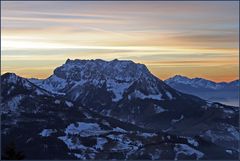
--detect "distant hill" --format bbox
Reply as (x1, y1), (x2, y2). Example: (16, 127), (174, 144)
(165, 75), (239, 106)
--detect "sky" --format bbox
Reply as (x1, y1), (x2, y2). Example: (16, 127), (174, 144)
(1, 1), (239, 82)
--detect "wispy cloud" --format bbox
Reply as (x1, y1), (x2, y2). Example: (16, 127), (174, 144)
(1, 1), (239, 81)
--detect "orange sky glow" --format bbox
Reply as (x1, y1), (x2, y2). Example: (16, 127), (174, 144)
(1, 1), (239, 82)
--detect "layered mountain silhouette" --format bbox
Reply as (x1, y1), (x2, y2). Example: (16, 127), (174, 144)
(165, 75), (239, 106)
(1, 59), (239, 160)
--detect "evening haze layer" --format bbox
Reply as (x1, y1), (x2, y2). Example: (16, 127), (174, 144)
(1, 1), (239, 82)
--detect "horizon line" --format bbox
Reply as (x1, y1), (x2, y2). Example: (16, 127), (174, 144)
(1, 58), (239, 83)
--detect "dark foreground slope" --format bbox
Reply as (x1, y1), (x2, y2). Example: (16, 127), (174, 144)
(1, 59), (239, 160)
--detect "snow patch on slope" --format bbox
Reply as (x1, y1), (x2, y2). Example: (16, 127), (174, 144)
(64, 122), (105, 137)
(107, 79), (132, 102)
(204, 126), (240, 143)
(187, 138), (199, 147)
(113, 127), (127, 133)
(39, 129), (56, 137)
(154, 105), (167, 113)
(58, 136), (87, 150)
(166, 91), (175, 100)
(65, 101), (73, 107)
(94, 137), (108, 150)
(6, 95), (24, 112)
(172, 115), (184, 123)
(174, 144), (204, 159)
(30, 75), (67, 95)
(137, 132), (157, 138)
(128, 90), (162, 101)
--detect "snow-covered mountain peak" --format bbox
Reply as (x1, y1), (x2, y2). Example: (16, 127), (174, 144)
(165, 75), (221, 89)
(165, 75), (239, 90)
(1, 72), (19, 84)
(168, 75), (190, 82)
(229, 80), (240, 87)
(1, 73), (34, 89)
(54, 59), (151, 82)
(1, 73), (53, 98)
(28, 59), (178, 102)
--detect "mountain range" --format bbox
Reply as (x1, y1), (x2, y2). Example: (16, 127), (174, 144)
(164, 75), (239, 106)
(1, 59), (239, 160)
